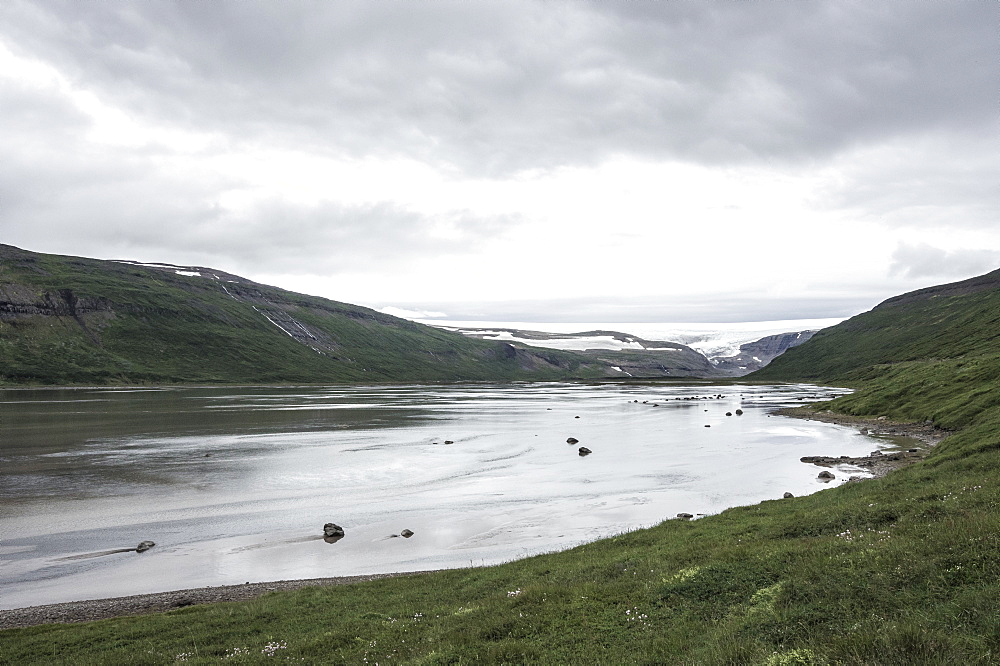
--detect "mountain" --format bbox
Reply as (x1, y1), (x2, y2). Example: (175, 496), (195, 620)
(750, 267), (1000, 429)
(0, 244), (612, 385)
(449, 326), (816, 377)
(709, 330), (816, 375)
(445, 327), (723, 377)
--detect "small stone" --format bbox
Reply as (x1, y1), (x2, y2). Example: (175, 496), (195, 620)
(735, 409), (743, 416)
(400, 529), (414, 538)
(578, 447), (592, 456)
(704, 424), (711, 428)
(676, 513), (693, 520)
(566, 437), (579, 444)
(444, 440), (454, 444)
(817, 471), (835, 480)
(575, 416), (580, 419)
(136, 540), (155, 553)
(323, 523), (345, 538)
(783, 492), (794, 498)
(726, 412), (732, 416)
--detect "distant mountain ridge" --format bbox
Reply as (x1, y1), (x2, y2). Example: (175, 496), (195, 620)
(710, 330), (816, 375)
(449, 326), (817, 377)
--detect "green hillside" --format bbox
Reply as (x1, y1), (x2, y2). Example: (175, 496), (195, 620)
(0, 244), (609, 385)
(751, 269), (1000, 429)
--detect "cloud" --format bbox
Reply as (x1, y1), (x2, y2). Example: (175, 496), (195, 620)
(379, 306), (448, 320)
(813, 134), (1000, 230)
(0, 2), (997, 324)
(2, 1), (993, 176)
(889, 243), (1000, 280)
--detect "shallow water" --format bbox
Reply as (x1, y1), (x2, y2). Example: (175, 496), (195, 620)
(0, 383), (879, 609)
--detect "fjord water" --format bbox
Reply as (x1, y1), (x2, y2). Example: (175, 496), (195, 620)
(1, 383), (877, 609)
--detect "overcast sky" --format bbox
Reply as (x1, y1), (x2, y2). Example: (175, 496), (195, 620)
(1, 1), (997, 323)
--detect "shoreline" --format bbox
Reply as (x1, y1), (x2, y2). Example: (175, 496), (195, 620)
(0, 571), (443, 630)
(775, 407), (950, 478)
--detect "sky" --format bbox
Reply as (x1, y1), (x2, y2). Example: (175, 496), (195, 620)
(0, 1), (997, 324)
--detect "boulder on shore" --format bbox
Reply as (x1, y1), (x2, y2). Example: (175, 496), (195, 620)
(566, 437), (579, 444)
(400, 529), (414, 538)
(136, 540), (155, 553)
(817, 470), (835, 480)
(783, 492), (794, 498)
(578, 446), (592, 456)
(323, 523), (345, 538)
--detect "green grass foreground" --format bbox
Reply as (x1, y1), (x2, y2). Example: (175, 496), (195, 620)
(4, 401), (999, 664)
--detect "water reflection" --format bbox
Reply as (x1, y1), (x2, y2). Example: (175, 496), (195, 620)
(1, 382), (875, 609)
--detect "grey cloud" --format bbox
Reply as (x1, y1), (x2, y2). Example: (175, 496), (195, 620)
(889, 243), (1000, 280)
(2, 1), (994, 175)
(813, 132), (1000, 230)
(183, 200), (520, 275)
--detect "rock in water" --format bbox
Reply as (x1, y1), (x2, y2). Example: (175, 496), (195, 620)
(136, 540), (155, 553)
(578, 447), (592, 456)
(323, 523), (345, 538)
(735, 409), (743, 416)
(817, 471), (835, 480)
(566, 437), (579, 444)
(400, 529), (414, 538)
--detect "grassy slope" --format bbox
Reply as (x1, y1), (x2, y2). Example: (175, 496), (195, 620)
(751, 268), (1000, 430)
(5, 273), (1000, 664)
(0, 245), (604, 384)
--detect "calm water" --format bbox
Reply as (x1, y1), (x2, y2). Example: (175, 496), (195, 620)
(0, 383), (880, 609)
